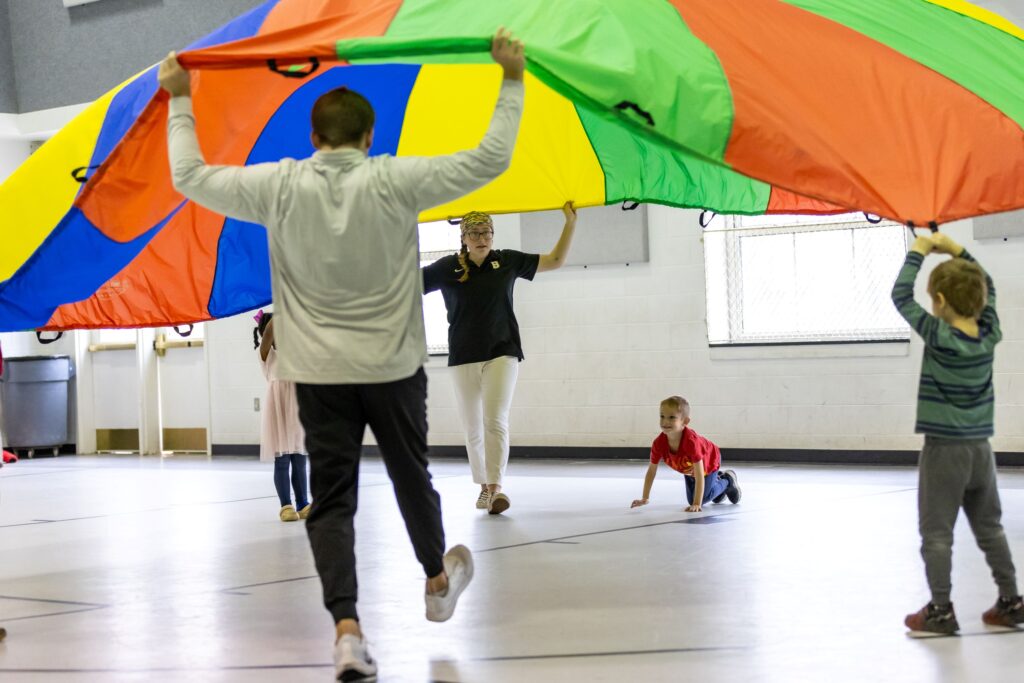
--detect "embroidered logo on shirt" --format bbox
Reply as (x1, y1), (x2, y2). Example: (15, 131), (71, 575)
(491, 261), (500, 269)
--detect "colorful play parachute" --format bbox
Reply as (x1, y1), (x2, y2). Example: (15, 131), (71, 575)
(1, 0), (1022, 332)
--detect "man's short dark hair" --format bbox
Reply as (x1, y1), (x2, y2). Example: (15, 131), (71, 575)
(311, 87), (375, 147)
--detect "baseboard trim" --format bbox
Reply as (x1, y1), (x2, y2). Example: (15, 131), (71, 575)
(212, 444), (259, 456)
(4, 443), (76, 457)
(211, 444), (1024, 467)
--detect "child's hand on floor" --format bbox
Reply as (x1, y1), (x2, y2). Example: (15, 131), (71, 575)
(630, 499), (648, 508)
(685, 503), (702, 513)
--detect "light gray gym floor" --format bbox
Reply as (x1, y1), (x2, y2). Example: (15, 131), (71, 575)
(0, 456), (1022, 682)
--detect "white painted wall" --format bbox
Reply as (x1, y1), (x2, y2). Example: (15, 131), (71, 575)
(5, 196), (1023, 454)
(91, 351), (140, 431)
(0, 331), (74, 357)
(202, 206), (1024, 454)
(158, 346), (208, 429)
(205, 312), (265, 447)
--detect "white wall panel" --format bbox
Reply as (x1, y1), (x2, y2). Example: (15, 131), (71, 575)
(159, 348), (207, 429)
(92, 351), (138, 430)
(117, 206), (1024, 456)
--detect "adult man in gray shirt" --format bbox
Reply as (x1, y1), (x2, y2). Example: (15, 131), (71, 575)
(159, 30), (525, 680)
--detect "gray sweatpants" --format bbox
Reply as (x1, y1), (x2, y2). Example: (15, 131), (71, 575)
(919, 436), (1019, 604)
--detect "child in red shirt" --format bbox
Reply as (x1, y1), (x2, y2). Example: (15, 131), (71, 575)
(631, 396), (741, 511)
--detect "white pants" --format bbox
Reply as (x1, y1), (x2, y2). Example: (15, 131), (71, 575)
(451, 356), (519, 486)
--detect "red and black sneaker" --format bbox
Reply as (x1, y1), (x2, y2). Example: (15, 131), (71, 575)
(982, 595), (1024, 628)
(905, 602), (959, 636)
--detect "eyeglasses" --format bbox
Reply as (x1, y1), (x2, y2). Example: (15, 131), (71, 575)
(463, 230), (494, 240)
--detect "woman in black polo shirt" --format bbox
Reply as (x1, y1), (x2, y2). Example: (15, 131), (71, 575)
(423, 203), (577, 514)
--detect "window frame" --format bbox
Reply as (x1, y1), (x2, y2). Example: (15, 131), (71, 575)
(704, 213), (912, 347)
(419, 221), (463, 356)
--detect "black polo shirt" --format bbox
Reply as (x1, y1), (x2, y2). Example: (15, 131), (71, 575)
(422, 249), (540, 367)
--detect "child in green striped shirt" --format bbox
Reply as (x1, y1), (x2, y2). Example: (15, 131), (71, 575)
(892, 232), (1022, 636)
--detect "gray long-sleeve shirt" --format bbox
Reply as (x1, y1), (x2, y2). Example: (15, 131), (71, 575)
(168, 79), (524, 384)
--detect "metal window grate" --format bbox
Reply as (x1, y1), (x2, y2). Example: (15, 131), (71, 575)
(704, 214), (912, 345)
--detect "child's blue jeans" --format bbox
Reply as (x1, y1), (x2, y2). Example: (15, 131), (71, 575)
(684, 470), (728, 505)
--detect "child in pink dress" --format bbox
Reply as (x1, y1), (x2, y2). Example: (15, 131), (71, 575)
(255, 311), (309, 522)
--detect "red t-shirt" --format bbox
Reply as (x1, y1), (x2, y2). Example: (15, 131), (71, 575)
(650, 428), (721, 476)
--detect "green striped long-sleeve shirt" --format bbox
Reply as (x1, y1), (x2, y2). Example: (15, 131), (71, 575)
(891, 249), (1001, 439)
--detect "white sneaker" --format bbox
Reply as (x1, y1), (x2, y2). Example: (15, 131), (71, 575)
(475, 489), (491, 509)
(425, 544), (474, 623)
(334, 634), (377, 681)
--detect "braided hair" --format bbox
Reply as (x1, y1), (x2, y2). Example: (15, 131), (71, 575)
(253, 311), (274, 349)
(457, 211), (494, 283)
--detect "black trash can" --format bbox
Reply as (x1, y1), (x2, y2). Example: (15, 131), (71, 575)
(0, 355), (75, 455)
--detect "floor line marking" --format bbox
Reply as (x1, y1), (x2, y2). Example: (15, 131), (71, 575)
(219, 575), (319, 593)
(479, 486), (917, 552)
(0, 475), (463, 530)
(0, 594), (107, 607)
(1, 606), (108, 623)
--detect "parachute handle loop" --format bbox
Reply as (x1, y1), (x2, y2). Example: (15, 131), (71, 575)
(621, 201), (640, 211)
(36, 331), (63, 345)
(71, 165), (100, 184)
(614, 101), (655, 127)
(267, 57), (321, 79)
(905, 221), (940, 235)
(863, 213), (882, 224)
(173, 324), (194, 338)
(699, 210), (717, 228)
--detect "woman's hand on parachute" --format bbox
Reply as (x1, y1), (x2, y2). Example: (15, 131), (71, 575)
(562, 201), (577, 225)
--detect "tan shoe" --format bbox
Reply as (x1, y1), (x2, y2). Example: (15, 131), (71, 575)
(297, 504), (311, 520)
(487, 492), (510, 515)
(475, 490), (491, 510)
(279, 505), (299, 522)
